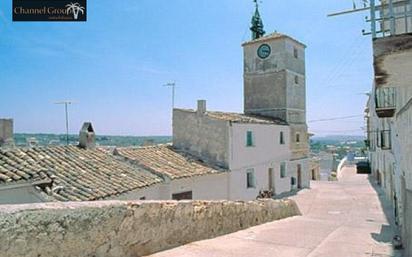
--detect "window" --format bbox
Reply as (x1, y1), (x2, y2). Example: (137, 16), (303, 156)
(247, 169), (256, 188)
(296, 133), (300, 143)
(293, 47), (298, 58)
(280, 162), (286, 178)
(375, 87), (396, 118)
(294, 75), (299, 84)
(380, 130), (391, 150)
(246, 131), (254, 147)
(280, 131), (285, 145)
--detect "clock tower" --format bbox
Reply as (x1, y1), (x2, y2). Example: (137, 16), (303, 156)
(243, 33), (306, 124)
(243, 1), (306, 125)
(243, 2), (309, 162)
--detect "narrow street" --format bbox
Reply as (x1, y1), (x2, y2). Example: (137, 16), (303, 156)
(148, 166), (402, 257)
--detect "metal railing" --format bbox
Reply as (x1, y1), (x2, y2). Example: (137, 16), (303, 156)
(366, 0), (412, 38)
(376, 87), (396, 109)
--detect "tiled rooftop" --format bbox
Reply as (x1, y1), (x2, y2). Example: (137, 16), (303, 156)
(176, 109), (287, 125)
(0, 146), (163, 201)
(116, 145), (227, 180)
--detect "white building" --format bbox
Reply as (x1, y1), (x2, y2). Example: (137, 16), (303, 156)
(172, 25), (310, 199)
(365, 0), (412, 253)
(173, 102), (309, 201)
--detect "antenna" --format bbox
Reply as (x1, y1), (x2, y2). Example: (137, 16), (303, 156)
(327, 0), (411, 38)
(163, 82), (176, 109)
(54, 100), (74, 146)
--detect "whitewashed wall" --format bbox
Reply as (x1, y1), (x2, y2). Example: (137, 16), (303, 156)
(229, 123), (290, 170)
(0, 185), (45, 205)
(114, 173), (229, 201)
(111, 184), (162, 201)
(227, 123), (294, 199)
(162, 173), (229, 200)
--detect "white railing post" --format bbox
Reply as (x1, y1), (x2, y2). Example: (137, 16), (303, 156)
(371, 0), (377, 38)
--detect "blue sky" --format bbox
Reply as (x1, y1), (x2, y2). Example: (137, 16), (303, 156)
(0, 0), (372, 136)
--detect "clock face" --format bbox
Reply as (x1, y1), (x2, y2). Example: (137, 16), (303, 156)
(257, 44), (271, 59)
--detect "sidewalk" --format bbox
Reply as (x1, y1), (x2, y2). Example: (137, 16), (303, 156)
(147, 166), (402, 257)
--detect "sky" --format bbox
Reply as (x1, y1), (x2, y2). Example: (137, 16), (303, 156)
(0, 0), (373, 136)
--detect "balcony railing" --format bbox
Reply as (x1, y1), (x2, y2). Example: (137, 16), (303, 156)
(375, 87), (396, 117)
(380, 130), (392, 150)
(366, 0), (412, 38)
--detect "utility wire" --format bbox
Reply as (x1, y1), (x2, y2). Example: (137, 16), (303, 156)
(308, 114), (364, 123)
(319, 36), (363, 86)
(326, 42), (370, 87)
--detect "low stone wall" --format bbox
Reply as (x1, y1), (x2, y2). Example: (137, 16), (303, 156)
(0, 199), (300, 257)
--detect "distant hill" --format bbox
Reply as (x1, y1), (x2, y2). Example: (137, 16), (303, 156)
(312, 135), (365, 143)
(14, 133), (172, 147)
(310, 135), (366, 156)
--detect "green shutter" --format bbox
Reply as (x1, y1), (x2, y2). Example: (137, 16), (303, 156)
(246, 131), (253, 146)
(280, 163), (286, 178)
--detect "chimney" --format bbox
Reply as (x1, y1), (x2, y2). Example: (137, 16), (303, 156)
(0, 119), (14, 147)
(197, 100), (207, 115)
(79, 122), (96, 149)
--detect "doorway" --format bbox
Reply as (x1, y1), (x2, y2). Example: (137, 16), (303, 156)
(268, 168), (274, 191)
(401, 175), (407, 240)
(377, 170), (382, 185)
(297, 164), (302, 189)
(172, 191), (193, 200)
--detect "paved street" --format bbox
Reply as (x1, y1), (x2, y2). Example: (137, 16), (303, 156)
(148, 166), (403, 257)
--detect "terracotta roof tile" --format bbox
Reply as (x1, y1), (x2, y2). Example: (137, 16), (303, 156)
(116, 145), (227, 180)
(0, 146), (163, 201)
(176, 109), (287, 125)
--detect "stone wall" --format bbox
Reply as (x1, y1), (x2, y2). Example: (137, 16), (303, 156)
(0, 199), (300, 257)
(173, 109), (230, 168)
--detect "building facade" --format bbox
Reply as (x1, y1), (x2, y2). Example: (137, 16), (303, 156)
(173, 100), (309, 200)
(309, 156), (321, 181)
(173, 29), (310, 200)
(365, 0), (412, 253)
